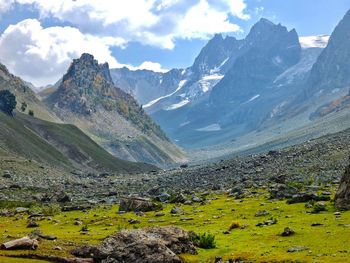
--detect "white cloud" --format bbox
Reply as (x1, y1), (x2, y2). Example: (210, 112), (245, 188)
(299, 35), (330, 49)
(0, 19), (125, 86)
(0, 0), (14, 13)
(0, 1), (251, 85)
(6, 0), (249, 49)
(132, 61), (168, 73)
(178, 0), (241, 39)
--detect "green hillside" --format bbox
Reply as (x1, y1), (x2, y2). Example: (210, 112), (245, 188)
(0, 111), (157, 173)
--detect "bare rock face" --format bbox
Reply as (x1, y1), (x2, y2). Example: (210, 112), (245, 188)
(335, 159), (350, 210)
(119, 197), (161, 212)
(72, 226), (196, 263)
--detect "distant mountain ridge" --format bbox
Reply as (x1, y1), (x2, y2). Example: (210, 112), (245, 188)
(108, 12), (350, 156)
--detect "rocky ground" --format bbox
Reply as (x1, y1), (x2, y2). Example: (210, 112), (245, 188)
(1, 127), (349, 207)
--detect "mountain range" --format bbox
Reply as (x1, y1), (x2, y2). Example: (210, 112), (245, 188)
(3, 9), (350, 167)
(107, 10), (350, 158)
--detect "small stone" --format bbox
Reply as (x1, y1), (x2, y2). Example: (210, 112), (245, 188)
(281, 227), (295, 236)
(170, 206), (183, 214)
(255, 210), (269, 217)
(128, 219), (140, 224)
(287, 246), (309, 252)
(27, 220), (39, 228)
(74, 220), (83, 226)
(155, 212), (165, 217)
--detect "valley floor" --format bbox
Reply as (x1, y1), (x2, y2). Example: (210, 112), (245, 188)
(0, 191), (349, 262)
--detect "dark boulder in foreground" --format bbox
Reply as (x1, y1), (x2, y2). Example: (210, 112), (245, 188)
(335, 158), (350, 210)
(72, 226), (196, 263)
(119, 196), (161, 212)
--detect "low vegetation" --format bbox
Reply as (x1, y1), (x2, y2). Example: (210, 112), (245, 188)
(0, 190), (349, 263)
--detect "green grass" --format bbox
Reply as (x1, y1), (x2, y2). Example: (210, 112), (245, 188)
(1, 191), (349, 262)
(0, 111), (156, 173)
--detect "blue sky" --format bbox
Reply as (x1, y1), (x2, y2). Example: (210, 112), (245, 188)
(0, 0), (349, 86)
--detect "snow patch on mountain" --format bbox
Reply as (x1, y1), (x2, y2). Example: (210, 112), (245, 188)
(144, 80), (187, 108)
(196, 124), (222, 132)
(166, 99), (190, 110)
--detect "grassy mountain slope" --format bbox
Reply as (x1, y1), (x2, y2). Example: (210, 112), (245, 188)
(0, 63), (60, 122)
(0, 111), (157, 173)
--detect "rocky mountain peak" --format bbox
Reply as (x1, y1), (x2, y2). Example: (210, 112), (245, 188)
(63, 53), (113, 84)
(306, 9), (350, 95)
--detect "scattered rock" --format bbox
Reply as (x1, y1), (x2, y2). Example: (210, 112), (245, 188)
(281, 227), (295, 236)
(3, 171), (12, 178)
(287, 246), (309, 252)
(255, 210), (269, 217)
(128, 219), (140, 224)
(192, 195), (202, 202)
(72, 227), (196, 263)
(156, 192), (171, 202)
(1, 236), (38, 250)
(170, 206), (183, 214)
(269, 184), (298, 199)
(335, 159), (350, 210)
(27, 220), (39, 228)
(119, 197), (161, 212)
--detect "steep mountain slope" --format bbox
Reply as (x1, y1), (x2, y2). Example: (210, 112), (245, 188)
(0, 63), (59, 122)
(0, 111), (156, 173)
(45, 54), (185, 166)
(110, 68), (183, 106)
(144, 34), (239, 115)
(307, 9), (350, 96)
(149, 19), (308, 148)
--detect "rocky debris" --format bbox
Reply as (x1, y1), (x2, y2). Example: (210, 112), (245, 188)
(287, 246), (309, 252)
(269, 184), (298, 199)
(128, 219), (140, 224)
(192, 195), (202, 202)
(281, 227), (295, 236)
(256, 218), (277, 227)
(31, 230), (57, 241)
(72, 226), (196, 263)
(27, 219), (39, 228)
(3, 171), (12, 178)
(170, 206), (183, 214)
(15, 207), (29, 214)
(1, 236), (38, 250)
(119, 197), (161, 212)
(170, 193), (187, 204)
(335, 159), (350, 210)
(255, 210), (269, 217)
(57, 192), (72, 203)
(156, 192), (171, 202)
(287, 193), (330, 204)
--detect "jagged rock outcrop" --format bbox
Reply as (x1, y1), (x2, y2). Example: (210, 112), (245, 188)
(72, 227), (196, 263)
(45, 53), (185, 165)
(335, 158), (350, 210)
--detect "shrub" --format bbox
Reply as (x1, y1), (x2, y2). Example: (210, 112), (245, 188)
(30, 204), (61, 216)
(80, 225), (89, 232)
(21, 102), (27, 112)
(0, 90), (16, 115)
(28, 110), (34, 117)
(189, 232), (216, 249)
(228, 221), (240, 231)
(312, 202), (327, 213)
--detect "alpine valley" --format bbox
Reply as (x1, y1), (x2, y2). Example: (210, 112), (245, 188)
(1, 5), (350, 263)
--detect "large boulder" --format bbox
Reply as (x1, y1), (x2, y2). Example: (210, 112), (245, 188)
(119, 197), (161, 212)
(335, 160), (350, 210)
(72, 226), (196, 263)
